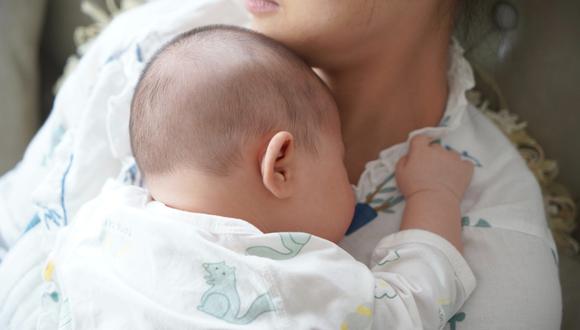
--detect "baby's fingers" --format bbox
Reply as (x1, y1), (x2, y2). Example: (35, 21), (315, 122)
(461, 159), (476, 177)
(409, 135), (433, 150)
(396, 155), (409, 172)
(463, 159), (475, 170)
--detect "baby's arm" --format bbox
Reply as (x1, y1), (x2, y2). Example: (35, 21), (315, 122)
(265, 136), (476, 328)
(395, 135), (474, 252)
(275, 231), (475, 329)
(367, 229), (476, 329)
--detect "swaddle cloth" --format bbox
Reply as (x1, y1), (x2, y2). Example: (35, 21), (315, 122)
(38, 180), (475, 330)
(0, 1), (250, 328)
(0, 0), (251, 261)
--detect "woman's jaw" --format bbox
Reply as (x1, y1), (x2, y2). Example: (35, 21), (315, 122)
(247, 0), (455, 70)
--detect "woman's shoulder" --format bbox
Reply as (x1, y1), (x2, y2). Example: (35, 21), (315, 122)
(446, 103), (544, 210)
(449, 104), (552, 242)
(448, 104), (532, 174)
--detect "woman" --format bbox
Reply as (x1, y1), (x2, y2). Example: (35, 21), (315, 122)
(245, 1), (561, 328)
(0, 0), (561, 328)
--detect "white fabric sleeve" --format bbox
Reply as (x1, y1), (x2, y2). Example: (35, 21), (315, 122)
(272, 230), (476, 330)
(368, 229), (476, 329)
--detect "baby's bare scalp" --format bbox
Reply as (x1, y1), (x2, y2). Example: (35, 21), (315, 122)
(130, 25), (337, 178)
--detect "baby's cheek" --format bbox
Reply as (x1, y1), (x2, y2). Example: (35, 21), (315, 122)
(337, 187), (356, 234)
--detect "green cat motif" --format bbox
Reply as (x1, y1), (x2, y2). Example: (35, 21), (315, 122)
(198, 262), (275, 325)
(246, 233), (311, 260)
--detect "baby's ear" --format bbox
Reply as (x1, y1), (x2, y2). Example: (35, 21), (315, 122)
(260, 131), (296, 199)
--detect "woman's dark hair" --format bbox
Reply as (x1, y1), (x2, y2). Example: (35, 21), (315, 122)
(458, 0), (487, 24)
(455, 0), (489, 41)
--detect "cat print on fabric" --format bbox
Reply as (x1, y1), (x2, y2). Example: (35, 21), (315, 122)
(246, 233), (311, 260)
(198, 262), (275, 325)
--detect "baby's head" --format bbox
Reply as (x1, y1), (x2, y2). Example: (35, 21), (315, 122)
(130, 25), (354, 242)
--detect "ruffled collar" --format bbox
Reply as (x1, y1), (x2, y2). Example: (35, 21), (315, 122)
(353, 39), (476, 197)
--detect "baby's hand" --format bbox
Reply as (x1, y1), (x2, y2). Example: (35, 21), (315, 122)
(396, 136), (474, 203)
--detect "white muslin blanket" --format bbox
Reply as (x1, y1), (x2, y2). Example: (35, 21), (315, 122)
(0, 0), (250, 328)
(36, 181), (474, 330)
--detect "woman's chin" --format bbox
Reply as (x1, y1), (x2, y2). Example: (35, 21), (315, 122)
(245, 0), (280, 16)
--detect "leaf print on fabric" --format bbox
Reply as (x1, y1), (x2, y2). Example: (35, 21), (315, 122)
(443, 144), (483, 167)
(198, 262), (275, 325)
(448, 312), (466, 330)
(379, 187), (398, 194)
(461, 216), (492, 229)
(437, 298), (453, 326)
(461, 217), (470, 227)
(22, 206), (63, 237)
(439, 115), (451, 127)
(39, 260), (72, 330)
(246, 233), (311, 260)
(340, 303), (373, 330)
(347, 173), (405, 235)
(25, 152), (75, 235)
(474, 219), (491, 228)
(40, 282), (61, 317)
(22, 213), (42, 235)
(42, 124), (66, 166)
(58, 154), (74, 226)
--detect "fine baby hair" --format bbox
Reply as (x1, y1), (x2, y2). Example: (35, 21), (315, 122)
(130, 25), (337, 178)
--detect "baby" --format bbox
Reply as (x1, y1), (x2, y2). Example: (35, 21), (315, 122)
(40, 26), (475, 329)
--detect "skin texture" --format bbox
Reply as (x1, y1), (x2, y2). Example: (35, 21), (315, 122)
(249, 0), (455, 183)
(149, 1), (475, 248)
(150, 114), (356, 243)
(396, 136), (474, 252)
(246, 0), (474, 250)
(151, 126), (471, 250)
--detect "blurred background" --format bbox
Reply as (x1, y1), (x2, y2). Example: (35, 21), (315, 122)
(0, 0), (579, 328)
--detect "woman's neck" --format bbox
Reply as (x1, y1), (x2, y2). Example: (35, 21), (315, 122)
(317, 27), (453, 183)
